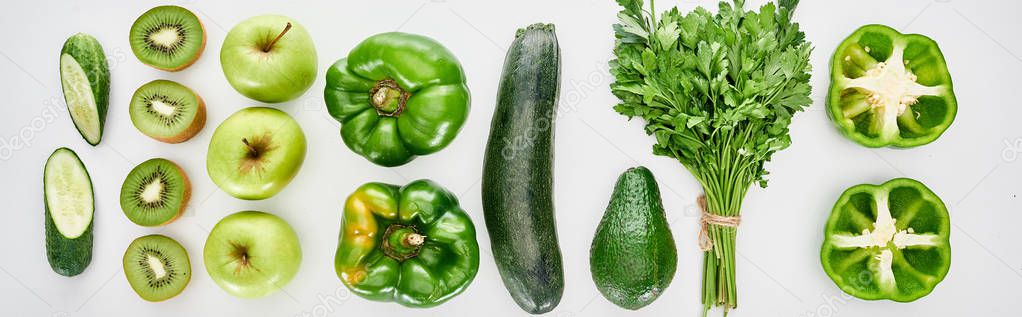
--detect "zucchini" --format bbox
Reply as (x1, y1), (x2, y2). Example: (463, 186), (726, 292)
(481, 23), (563, 314)
(44, 147), (94, 276)
(59, 33), (109, 146)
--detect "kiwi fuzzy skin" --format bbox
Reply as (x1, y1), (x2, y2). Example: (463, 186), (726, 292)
(156, 161), (190, 226)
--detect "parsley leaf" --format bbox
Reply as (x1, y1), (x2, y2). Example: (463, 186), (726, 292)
(609, 0), (813, 314)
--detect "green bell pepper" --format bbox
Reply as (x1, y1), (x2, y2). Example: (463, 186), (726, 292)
(827, 24), (957, 148)
(334, 179), (479, 308)
(821, 178), (951, 302)
(324, 32), (470, 167)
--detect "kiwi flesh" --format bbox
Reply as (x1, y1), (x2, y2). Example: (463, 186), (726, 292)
(120, 158), (190, 227)
(129, 79), (206, 143)
(129, 5), (206, 71)
(123, 234), (191, 302)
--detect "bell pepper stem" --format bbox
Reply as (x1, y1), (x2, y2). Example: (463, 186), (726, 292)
(370, 79), (410, 116)
(382, 224), (424, 261)
(404, 233), (425, 247)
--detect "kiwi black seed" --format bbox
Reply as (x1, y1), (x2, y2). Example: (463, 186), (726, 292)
(129, 5), (206, 71)
(120, 158), (190, 227)
(123, 234), (191, 302)
(130, 79), (206, 143)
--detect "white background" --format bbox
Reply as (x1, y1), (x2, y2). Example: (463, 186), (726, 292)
(1, 0), (1020, 316)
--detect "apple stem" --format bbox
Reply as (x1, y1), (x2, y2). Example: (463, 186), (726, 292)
(263, 22), (293, 52)
(229, 242), (252, 274)
(242, 138), (259, 158)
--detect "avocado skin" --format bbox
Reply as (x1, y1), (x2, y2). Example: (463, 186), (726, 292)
(590, 166), (677, 310)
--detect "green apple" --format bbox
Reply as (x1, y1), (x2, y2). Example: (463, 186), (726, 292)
(204, 211), (301, 298)
(221, 15), (317, 103)
(207, 107), (306, 200)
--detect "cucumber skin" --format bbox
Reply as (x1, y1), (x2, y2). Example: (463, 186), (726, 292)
(45, 205), (93, 276)
(44, 148), (94, 276)
(60, 33), (110, 146)
(481, 23), (563, 314)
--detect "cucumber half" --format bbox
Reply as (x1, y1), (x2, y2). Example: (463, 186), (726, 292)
(44, 147), (95, 276)
(59, 34), (110, 146)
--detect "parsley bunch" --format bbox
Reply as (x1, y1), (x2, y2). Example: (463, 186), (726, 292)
(609, 0), (812, 314)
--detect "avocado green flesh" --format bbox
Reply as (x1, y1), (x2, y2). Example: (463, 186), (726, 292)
(590, 167), (677, 310)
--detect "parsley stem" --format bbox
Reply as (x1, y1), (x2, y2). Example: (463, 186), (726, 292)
(611, 0), (811, 315)
(649, 0), (656, 28)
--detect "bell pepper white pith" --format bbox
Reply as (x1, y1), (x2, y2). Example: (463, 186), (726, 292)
(828, 191), (942, 292)
(838, 42), (947, 139)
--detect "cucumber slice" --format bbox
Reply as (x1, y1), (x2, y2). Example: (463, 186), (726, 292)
(59, 34), (110, 146)
(59, 54), (101, 145)
(45, 148), (94, 237)
(44, 147), (94, 276)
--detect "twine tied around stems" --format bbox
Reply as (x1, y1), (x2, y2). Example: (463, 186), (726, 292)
(697, 195), (742, 252)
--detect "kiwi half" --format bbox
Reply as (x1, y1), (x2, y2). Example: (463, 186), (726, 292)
(129, 5), (205, 71)
(120, 158), (190, 227)
(123, 234), (191, 302)
(129, 79), (206, 143)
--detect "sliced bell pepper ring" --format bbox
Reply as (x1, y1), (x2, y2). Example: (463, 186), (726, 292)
(821, 178), (951, 302)
(324, 32), (470, 167)
(827, 24), (957, 148)
(335, 179), (479, 308)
